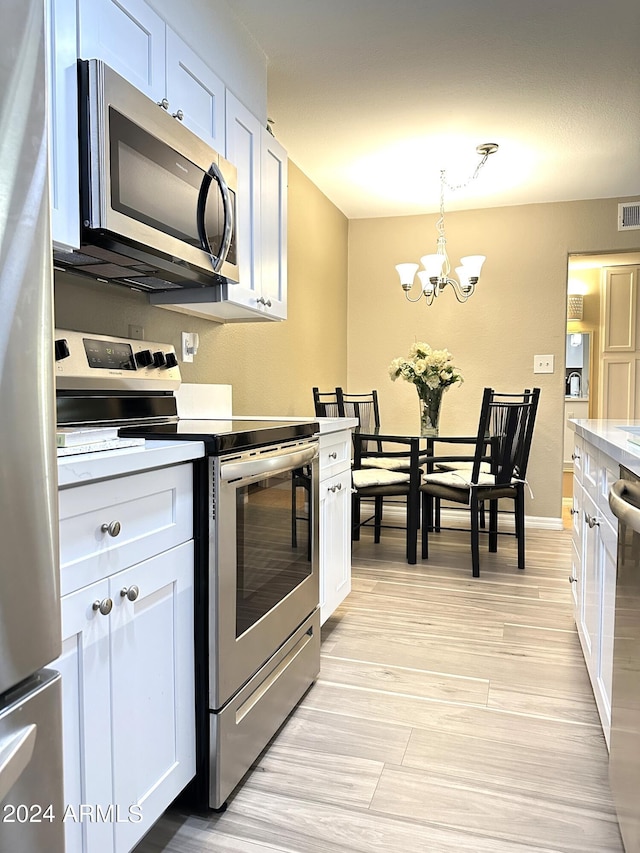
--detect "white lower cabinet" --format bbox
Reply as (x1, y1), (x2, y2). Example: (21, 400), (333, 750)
(318, 430), (352, 624)
(56, 464), (196, 853)
(571, 434), (618, 747)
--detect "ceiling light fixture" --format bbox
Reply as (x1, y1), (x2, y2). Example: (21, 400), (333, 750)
(396, 143), (499, 305)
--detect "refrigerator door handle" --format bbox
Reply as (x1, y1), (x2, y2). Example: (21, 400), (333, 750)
(0, 724), (37, 803)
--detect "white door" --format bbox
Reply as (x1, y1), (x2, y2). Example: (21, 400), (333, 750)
(260, 130), (288, 320)
(110, 542), (195, 853)
(165, 28), (225, 151)
(77, 0), (166, 101)
(58, 580), (114, 853)
(320, 469), (352, 624)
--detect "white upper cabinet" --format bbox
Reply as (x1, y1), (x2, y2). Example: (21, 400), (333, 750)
(228, 95), (288, 321)
(260, 130), (288, 316)
(47, 0), (80, 251)
(165, 28), (225, 152)
(77, 0), (166, 101)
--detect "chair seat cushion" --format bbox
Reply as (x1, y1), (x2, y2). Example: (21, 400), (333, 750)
(361, 456), (411, 470)
(435, 460), (491, 473)
(424, 470), (516, 489)
(353, 468), (411, 488)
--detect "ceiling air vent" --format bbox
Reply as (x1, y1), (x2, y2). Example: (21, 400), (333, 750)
(618, 202), (640, 231)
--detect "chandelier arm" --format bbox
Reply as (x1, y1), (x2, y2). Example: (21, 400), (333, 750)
(443, 277), (475, 303)
(404, 288), (428, 304)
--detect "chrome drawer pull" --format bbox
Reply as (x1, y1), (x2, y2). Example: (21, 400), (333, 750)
(568, 576), (577, 584)
(328, 451), (338, 459)
(328, 483), (343, 493)
(92, 598), (113, 616)
(120, 585), (140, 602)
(584, 512), (600, 529)
(101, 520), (121, 537)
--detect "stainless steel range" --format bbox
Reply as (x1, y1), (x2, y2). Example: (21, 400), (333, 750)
(55, 328), (321, 810)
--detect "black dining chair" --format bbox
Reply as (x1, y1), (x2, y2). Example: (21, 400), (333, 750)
(420, 387), (540, 577)
(351, 431), (424, 564)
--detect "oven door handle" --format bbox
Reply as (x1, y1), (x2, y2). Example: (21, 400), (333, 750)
(610, 478), (640, 534)
(221, 443), (318, 483)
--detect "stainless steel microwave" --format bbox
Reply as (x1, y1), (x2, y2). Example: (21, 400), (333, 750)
(54, 59), (239, 292)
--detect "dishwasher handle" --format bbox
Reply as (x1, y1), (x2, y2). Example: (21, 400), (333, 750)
(609, 478), (640, 535)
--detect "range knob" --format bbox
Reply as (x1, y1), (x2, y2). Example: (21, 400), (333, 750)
(135, 349), (153, 368)
(153, 351), (166, 368)
(54, 338), (70, 361)
(164, 352), (178, 369)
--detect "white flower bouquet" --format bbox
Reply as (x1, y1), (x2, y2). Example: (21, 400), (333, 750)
(388, 342), (463, 392)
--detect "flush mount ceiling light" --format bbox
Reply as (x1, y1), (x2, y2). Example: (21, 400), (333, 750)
(396, 143), (499, 306)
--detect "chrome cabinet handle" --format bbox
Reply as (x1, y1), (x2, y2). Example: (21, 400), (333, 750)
(92, 598), (113, 616)
(328, 483), (343, 493)
(584, 512), (600, 529)
(101, 520), (121, 537)
(120, 585), (139, 602)
(256, 297), (272, 307)
(157, 97), (169, 110)
(172, 109), (184, 121)
(568, 576), (577, 584)
(570, 507), (579, 516)
(328, 451), (337, 459)
(571, 452), (580, 461)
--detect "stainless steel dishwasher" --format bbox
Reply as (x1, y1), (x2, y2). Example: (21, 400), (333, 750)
(609, 466), (640, 852)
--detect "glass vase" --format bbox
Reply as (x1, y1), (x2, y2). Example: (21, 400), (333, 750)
(418, 386), (443, 436)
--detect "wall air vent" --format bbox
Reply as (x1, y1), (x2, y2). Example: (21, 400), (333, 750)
(618, 202), (640, 230)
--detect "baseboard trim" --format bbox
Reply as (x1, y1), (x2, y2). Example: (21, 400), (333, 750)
(372, 503), (564, 532)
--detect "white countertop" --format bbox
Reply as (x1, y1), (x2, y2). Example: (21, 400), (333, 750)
(57, 440), (205, 488)
(234, 415), (359, 434)
(569, 419), (640, 476)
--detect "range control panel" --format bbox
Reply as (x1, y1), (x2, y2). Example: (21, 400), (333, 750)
(55, 328), (181, 391)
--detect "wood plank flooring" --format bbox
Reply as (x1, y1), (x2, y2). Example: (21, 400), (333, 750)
(135, 516), (624, 853)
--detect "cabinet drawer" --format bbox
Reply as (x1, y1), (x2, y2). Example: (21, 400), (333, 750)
(319, 431), (352, 476)
(59, 464), (193, 596)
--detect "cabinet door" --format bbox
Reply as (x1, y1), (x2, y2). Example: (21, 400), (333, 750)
(259, 129), (288, 319)
(57, 580), (113, 853)
(579, 491), (601, 674)
(165, 28), (225, 151)
(595, 514), (617, 747)
(319, 469), (352, 624)
(602, 267), (637, 352)
(110, 541), (195, 853)
(77, 0), (166, 101)
(47, 0), (80, 250)
(225, 91), (261, 304)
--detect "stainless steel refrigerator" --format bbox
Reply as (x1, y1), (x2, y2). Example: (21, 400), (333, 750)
(0, 0), (64, 851)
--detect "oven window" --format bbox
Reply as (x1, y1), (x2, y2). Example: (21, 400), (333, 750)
(235, 472), (311, 638)
(108, 108), (236, 263)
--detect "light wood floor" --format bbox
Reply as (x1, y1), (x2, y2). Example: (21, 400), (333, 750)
(136, 516), (624, 853)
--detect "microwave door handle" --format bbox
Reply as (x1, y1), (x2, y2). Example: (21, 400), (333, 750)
(196, 161), (233, 274)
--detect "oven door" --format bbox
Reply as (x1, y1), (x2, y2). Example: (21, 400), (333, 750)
(210, 440), (319, 709)
(80, 59), (239, 287)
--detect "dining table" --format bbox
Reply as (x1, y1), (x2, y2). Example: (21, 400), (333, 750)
(351, 426), (484, 564)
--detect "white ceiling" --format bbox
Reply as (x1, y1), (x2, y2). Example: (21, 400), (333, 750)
(228, 0), (640, 219)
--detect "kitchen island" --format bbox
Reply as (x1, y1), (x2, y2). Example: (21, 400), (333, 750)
(567, 419), (639, 747)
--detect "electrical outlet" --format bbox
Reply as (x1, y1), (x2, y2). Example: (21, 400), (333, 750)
(128, 324), (144, 340)
(533, 354), (554, 374)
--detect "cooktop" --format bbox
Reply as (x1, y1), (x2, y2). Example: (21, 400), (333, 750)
(120, 418), (319, 454)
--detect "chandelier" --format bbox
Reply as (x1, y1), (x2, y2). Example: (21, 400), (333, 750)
(396, 142), (499, 305)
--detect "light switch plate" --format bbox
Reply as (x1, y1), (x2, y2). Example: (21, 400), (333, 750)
(534, 354), (554, 373)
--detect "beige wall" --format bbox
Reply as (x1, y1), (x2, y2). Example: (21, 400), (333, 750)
(54, 162), (348, 418)
(347, 196), (640, 520)
(53, 168), (640, 520)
